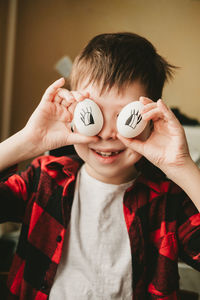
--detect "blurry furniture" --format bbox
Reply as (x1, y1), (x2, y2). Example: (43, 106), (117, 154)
(183, 126), (200, 167)
(179, 262), (200, 299)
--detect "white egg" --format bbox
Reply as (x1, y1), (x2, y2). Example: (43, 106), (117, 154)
(117, 101), (147, 138)
(73, 99), (104, 136)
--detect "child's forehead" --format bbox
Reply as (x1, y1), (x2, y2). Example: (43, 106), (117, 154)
(78, 81), (147, 107)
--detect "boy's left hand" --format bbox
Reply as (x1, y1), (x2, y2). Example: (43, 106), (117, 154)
(117, 97), (191, 177)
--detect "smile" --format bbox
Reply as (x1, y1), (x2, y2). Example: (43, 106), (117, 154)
(92, 149), (124, 157)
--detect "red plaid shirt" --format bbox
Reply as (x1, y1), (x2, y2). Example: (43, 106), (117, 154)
(0, 155), (200, 299)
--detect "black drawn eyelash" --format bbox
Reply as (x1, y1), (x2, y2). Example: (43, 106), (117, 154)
(80, 106), (95, 126)
(125, 109), (142, 129)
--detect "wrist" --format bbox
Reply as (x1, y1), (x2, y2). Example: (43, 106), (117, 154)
(166, 158), (200, 212)
(20, 127), (43, 157)
(164, 157), (199, 188)
(0, 129), (44, 171)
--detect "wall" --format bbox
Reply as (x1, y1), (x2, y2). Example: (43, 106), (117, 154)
(0, 0), (9, 136)
(2, 0), (200, 136)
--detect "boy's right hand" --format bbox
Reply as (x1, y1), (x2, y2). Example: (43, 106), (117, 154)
(23, 78), (98, 155)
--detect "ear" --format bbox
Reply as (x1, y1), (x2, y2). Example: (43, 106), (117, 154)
(116, 101), (147, 138)
(73, 99), (104, 136)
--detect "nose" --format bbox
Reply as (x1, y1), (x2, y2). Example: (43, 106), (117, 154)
(97, 118), (117, 140)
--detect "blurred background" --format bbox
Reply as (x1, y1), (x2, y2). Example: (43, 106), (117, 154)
(1, 0), (200, 139)
(0, 0), (200, 298)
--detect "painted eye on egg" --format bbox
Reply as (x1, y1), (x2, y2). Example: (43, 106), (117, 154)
(116, 101), (147, 138)
(73, 99), (104, 136)
(125, 109), (142, 129)
(80, 107), (95, 126)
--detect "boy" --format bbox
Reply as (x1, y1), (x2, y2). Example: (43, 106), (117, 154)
(0, 32), (200, 299)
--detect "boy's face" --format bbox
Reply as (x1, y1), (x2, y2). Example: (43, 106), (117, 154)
(74, 81), (151, 184)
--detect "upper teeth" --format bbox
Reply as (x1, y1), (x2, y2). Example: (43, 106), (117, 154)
(96, 151), (120, 157)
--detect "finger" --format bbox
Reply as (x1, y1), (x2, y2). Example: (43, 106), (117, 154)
(60, 98), (72, 108)
(56, 89), (75, 106)
(117, 134), (145, 155)
(142, 107), (163, 122)
(70, 91), (90, 102)
(42, 78), (65, 103)
(157, 99), (180, 125)
(141, 102), (158, 114)
(54, 93), (63, 104)
(139, 96), (154, 105)
(141, 99), (171, 122)
(67, 132), (99, 145)
(63, 111), (73, 123)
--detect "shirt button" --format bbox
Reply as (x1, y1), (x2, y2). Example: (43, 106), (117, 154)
(41, 281), (48, 291)
(56, 235), (62, 242)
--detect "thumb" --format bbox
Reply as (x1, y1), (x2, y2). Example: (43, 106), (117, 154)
(68, 133), (99, 145)
(117, 134), (145, 155)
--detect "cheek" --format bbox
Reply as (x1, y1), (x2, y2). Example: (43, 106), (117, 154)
(125, 147), (143, 165)
(74, 144), (89, 160)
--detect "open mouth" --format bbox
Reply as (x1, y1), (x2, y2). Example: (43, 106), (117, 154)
(92, 149), (124, 157)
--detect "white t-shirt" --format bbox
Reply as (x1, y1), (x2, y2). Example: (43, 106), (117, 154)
(49, 164), (134, 299)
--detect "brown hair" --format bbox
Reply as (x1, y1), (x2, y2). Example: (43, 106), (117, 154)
(70, 32), (176, 101)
